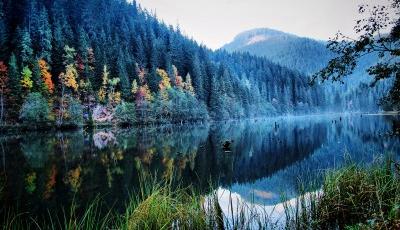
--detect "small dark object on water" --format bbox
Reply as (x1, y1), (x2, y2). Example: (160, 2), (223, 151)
(340, 117), (342, 121)
(223, 140), (233, 152)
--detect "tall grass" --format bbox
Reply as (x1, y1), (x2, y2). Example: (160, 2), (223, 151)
(119, 173), (207, 230)
(1, 196), (117, 230)
(284, 157), (400, 230)
(2, 159), (400, 230)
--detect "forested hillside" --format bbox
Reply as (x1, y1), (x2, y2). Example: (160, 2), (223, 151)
(222, 28), (393, 112)
(0, 0), (325, 127)
(222, 28), (333, 75)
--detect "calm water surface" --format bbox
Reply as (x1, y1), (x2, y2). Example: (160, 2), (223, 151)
(1, 114), (399, 221)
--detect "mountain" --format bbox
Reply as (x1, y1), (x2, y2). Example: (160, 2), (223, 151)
(222, 28), (334, 75)
(0, 0), (324, 127)
(222, 28), (392, 112)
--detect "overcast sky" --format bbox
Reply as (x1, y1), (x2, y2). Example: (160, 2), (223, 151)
(135, 0), (382, 50)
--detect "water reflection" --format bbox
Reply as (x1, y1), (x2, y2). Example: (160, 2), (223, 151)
(0, 114), (399, 220)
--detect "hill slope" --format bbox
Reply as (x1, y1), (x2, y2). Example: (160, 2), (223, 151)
(222, 28), (333, 75)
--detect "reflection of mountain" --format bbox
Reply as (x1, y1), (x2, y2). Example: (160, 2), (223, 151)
(229, 115), (400, 205)
(1, 115), (399, 220)
(207, 119), (327, 184)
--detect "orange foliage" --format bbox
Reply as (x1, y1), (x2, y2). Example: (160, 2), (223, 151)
(137, 66), (147, 85)
(38, 59), (54, 94)
(43, 164), (57, 199)
(136, 84), (152, 104)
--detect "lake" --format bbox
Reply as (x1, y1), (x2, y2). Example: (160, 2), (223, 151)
(1, 114), (399, 223)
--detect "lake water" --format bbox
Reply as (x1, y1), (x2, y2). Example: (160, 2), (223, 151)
(1, 114), (399, 223)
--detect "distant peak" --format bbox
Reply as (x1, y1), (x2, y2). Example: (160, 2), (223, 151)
(234, 28), (296, 41)
(246, 34), (269, 45)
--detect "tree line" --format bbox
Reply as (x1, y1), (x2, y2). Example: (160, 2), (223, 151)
(0, 0), (324, 127)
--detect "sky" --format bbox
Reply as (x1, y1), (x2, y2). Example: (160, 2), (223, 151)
(134, 0), (383, 50)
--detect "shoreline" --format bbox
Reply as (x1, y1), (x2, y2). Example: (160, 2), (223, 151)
(0, 111), (398, 133)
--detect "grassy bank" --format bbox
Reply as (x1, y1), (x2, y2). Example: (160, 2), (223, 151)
(2, 159), (400, 230)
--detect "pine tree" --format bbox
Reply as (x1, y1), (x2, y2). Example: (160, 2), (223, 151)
(7, 53), (21, 120)
(37, 7), (52, 63)
(19, 28), (33, 66)
(117, 50), (131, 99)
(78, 27), (89, 62)
(0, 1), (8, 60)
(32, 60), (45, 93)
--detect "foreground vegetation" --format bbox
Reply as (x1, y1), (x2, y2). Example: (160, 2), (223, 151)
(2, 158), (400, 230)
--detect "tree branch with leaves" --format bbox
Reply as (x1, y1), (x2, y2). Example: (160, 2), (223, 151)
(312, 0), (400, 110)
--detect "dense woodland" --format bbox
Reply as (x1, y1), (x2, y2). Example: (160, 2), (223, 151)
(0, 0), (377, 128)
(223, 28), (395, 112)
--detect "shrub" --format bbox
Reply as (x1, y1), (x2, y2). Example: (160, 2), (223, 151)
(115, 102), (136, 125)
(19, 92), (50, 123)
(66, 98), (84, 126)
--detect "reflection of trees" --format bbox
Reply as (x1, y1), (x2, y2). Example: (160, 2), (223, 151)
(230, 116), (400, 205)
(207, 120), (327, 185)
(93, 131), (117, 149)
(20, 133), (56, 168)
(1, 116), (398, 223)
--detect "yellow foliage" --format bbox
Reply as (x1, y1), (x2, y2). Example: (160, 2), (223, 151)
(102, 65), (109, 86)
(98, 88), (106, 102)
(138, 85), (153, 102)
(64, 166), (82, 192)
(109, 91), (121, 105)
(20, 66), (33, 90)
(25, 172), (37, 193)
(131, 79), (138, 94)
(59, 64), (79, 92)
(156, 68), (171, 90)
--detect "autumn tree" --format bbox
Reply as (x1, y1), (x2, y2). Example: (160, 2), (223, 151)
(157, 68), (171, 101)
(21, 66), (33, 92)
(173, 65), (184, 90)
(0, 62), (8, 123)
(58, 46), (79, 126)
(38, 59), (54, 94)
(98, 65), (121, 106)
(98, 65), (109, 103)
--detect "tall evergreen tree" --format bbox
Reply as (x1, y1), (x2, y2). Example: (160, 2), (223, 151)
(37, 7), (52, 63)
(0, 1), (8, 60)
(18, 28), (33, 66)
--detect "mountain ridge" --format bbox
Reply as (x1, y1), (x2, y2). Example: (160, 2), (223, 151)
(221, 28), (333, 75)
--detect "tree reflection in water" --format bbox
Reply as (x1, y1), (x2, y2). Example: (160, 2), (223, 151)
(0, 115), (399, 221)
